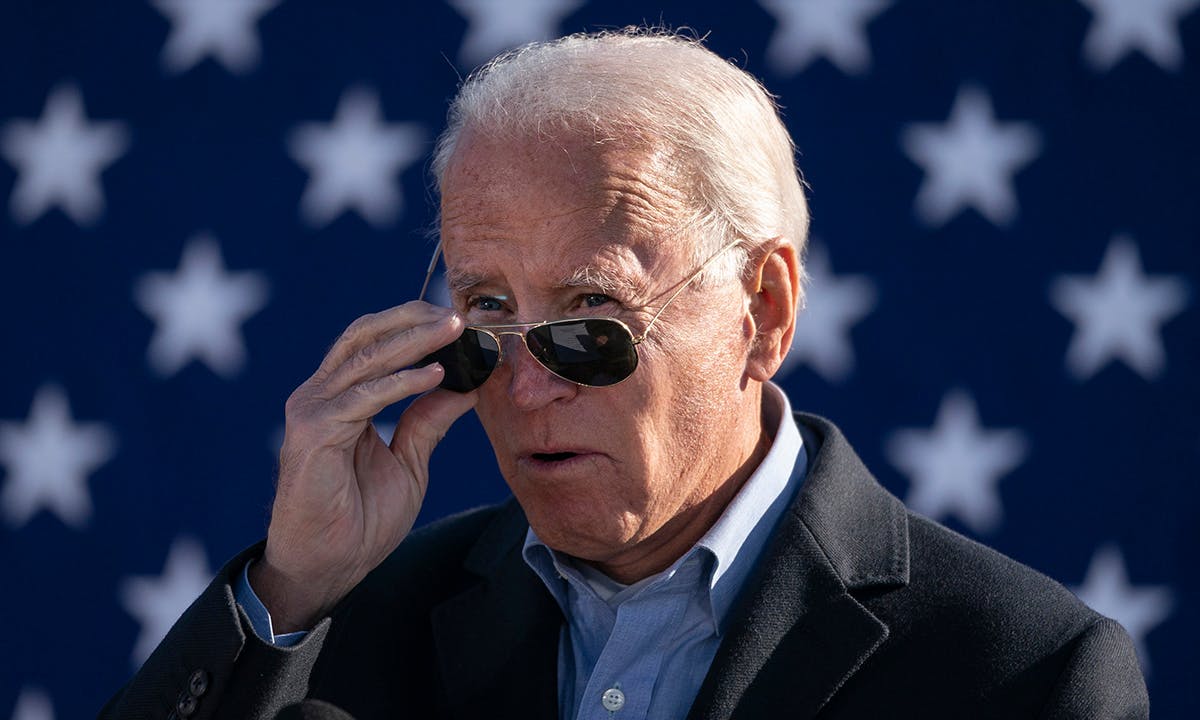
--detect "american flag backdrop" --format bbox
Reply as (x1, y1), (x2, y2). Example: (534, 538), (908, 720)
(1, 0), (1197, 716)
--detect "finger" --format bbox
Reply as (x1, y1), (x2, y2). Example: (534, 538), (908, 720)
(389, 386), (478, 472)
(316, 302), (454, 379)
(327, 363), (451, 423)
(319, 312), (465, 398)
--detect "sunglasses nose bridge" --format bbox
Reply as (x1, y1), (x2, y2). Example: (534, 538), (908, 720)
(489, 328), (582, 397)
(487, 329), (532, 369)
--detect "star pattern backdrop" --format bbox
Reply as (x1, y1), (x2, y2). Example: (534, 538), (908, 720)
(0, 0), (1196, 717)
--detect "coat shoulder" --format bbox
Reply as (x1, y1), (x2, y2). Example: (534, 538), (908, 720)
(847, 511), (1128, 712)
(843, 513), (1147, 715)
(901, 512), (1096, 637)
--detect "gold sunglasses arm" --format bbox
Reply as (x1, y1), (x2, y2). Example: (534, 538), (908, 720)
(632, 238), (743, 343)
(417, 238), (444, 303)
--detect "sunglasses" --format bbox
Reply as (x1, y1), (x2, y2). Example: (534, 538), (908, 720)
(415, 238), (741, 392)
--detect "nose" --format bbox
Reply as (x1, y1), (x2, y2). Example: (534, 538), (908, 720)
(496, 333), (577, 410)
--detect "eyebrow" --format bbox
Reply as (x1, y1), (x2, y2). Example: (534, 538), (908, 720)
(556, 265), (641, 298)
(445, 267), (488, 295)
(444, 263), (641, 299)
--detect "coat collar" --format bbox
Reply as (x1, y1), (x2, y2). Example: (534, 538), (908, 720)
(687, 413), (909, 719)
(431, 412), (910, 720)
(791, 413), (910, 591)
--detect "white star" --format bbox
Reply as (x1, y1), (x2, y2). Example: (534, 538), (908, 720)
(0, 385), (116, 530)
(759, 0), (892, 75)
(9, 688), (53, 720)
(288, 87), (426, 228)
(449, 0), (583, 68)
(1072, 544), (1173, 676)
(901, 87), (1041, 227)
(885, 391), (1028, 534)
(151, 0), (280, 74)
(0, 85), (128, 226)
(780, 244), (877, 382)
(120, 537), (214, 667)
(1079, 0), (1200, 72)
(134, 234), (270, 378)
(1050, 236), (1189, 381)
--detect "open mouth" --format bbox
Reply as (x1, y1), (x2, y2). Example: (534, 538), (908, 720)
(532, 451), (578, 462)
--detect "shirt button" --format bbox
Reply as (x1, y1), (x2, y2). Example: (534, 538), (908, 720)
(601, 687), (625, 712)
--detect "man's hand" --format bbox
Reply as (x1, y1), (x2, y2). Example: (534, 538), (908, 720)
(250, 302), (476, 632)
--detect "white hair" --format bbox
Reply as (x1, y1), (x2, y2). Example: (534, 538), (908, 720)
(431, 28), (809, 298)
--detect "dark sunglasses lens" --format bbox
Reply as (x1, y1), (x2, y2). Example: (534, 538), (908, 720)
(526, 319), (639, 386)
(418, 328), (500, 392)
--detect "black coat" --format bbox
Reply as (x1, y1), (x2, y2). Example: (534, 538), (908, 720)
(101, 414), (1149, 719)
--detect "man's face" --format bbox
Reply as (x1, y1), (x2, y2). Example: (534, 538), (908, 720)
(438, 130), (762, 577)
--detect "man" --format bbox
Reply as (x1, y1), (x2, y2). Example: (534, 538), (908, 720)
(102, 30), (1148, 720)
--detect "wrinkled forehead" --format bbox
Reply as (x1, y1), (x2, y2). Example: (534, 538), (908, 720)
(437, 128), (695, 278)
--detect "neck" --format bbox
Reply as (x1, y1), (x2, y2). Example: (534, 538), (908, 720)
(587, 386), (778, 584)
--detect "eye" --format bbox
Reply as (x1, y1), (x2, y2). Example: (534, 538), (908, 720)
(469, 296), (505, 312)
(581, 293), (612, 308)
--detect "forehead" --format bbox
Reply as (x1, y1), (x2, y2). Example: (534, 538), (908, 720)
(437, 130), (693, 281)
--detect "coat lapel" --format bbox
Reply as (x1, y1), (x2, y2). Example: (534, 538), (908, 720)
(430, 414), (909, 720)
(431, 501), (562, 720)
(688, 414), (910, 720)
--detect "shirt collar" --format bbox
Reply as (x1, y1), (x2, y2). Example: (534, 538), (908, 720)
(522, 382), (807, 632)
(695, 382), (804, 629)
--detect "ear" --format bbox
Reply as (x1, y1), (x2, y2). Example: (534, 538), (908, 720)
(744, 239), (801, 382)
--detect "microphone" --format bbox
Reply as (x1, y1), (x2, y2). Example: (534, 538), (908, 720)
(275, 699), (357, 720)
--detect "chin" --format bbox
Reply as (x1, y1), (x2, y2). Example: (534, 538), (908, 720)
(518, 491), (637, 560)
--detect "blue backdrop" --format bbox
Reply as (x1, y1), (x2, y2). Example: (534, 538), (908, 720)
(1, 1), (1196, 717)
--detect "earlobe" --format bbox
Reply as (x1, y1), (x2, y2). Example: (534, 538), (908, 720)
(745, 241), (800, 382)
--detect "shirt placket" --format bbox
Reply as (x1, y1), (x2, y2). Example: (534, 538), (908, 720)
(573, 576), (695, 720)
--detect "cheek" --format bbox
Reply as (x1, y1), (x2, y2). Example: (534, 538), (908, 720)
(473, 388), (513, 465)
(641, 314), (749, 455)
(649, 314), (745, 402)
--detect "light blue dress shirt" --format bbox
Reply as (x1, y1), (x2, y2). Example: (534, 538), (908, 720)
(237, 561), (306, 647)
(237, 384), (805, 720)
(521, 384), (805, 720)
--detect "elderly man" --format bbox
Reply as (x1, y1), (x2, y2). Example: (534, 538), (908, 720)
(103, 30), (1147, 720)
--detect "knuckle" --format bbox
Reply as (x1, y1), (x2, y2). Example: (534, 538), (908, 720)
(339, 313), (376, 344)
(350, 340), (381, 370)
(351, 378), (381, 404)
(382, 370), (415, 396)
(285, 383), (318, 414)
(391, 324), (429, 355)
(384, 326), (419, 355)
(331, 384), (373, 415)
(284, 388), (305, 416)
(359, 371), (412, 405)
(350, 326), (423, 373)
(284, 391), (328, 432)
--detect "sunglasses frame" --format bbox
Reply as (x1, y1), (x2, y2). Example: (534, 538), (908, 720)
(444, 317), (642, 388)
(417, 237), (743, 389)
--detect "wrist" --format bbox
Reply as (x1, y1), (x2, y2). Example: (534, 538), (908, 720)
(247, 554), (342, 634)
